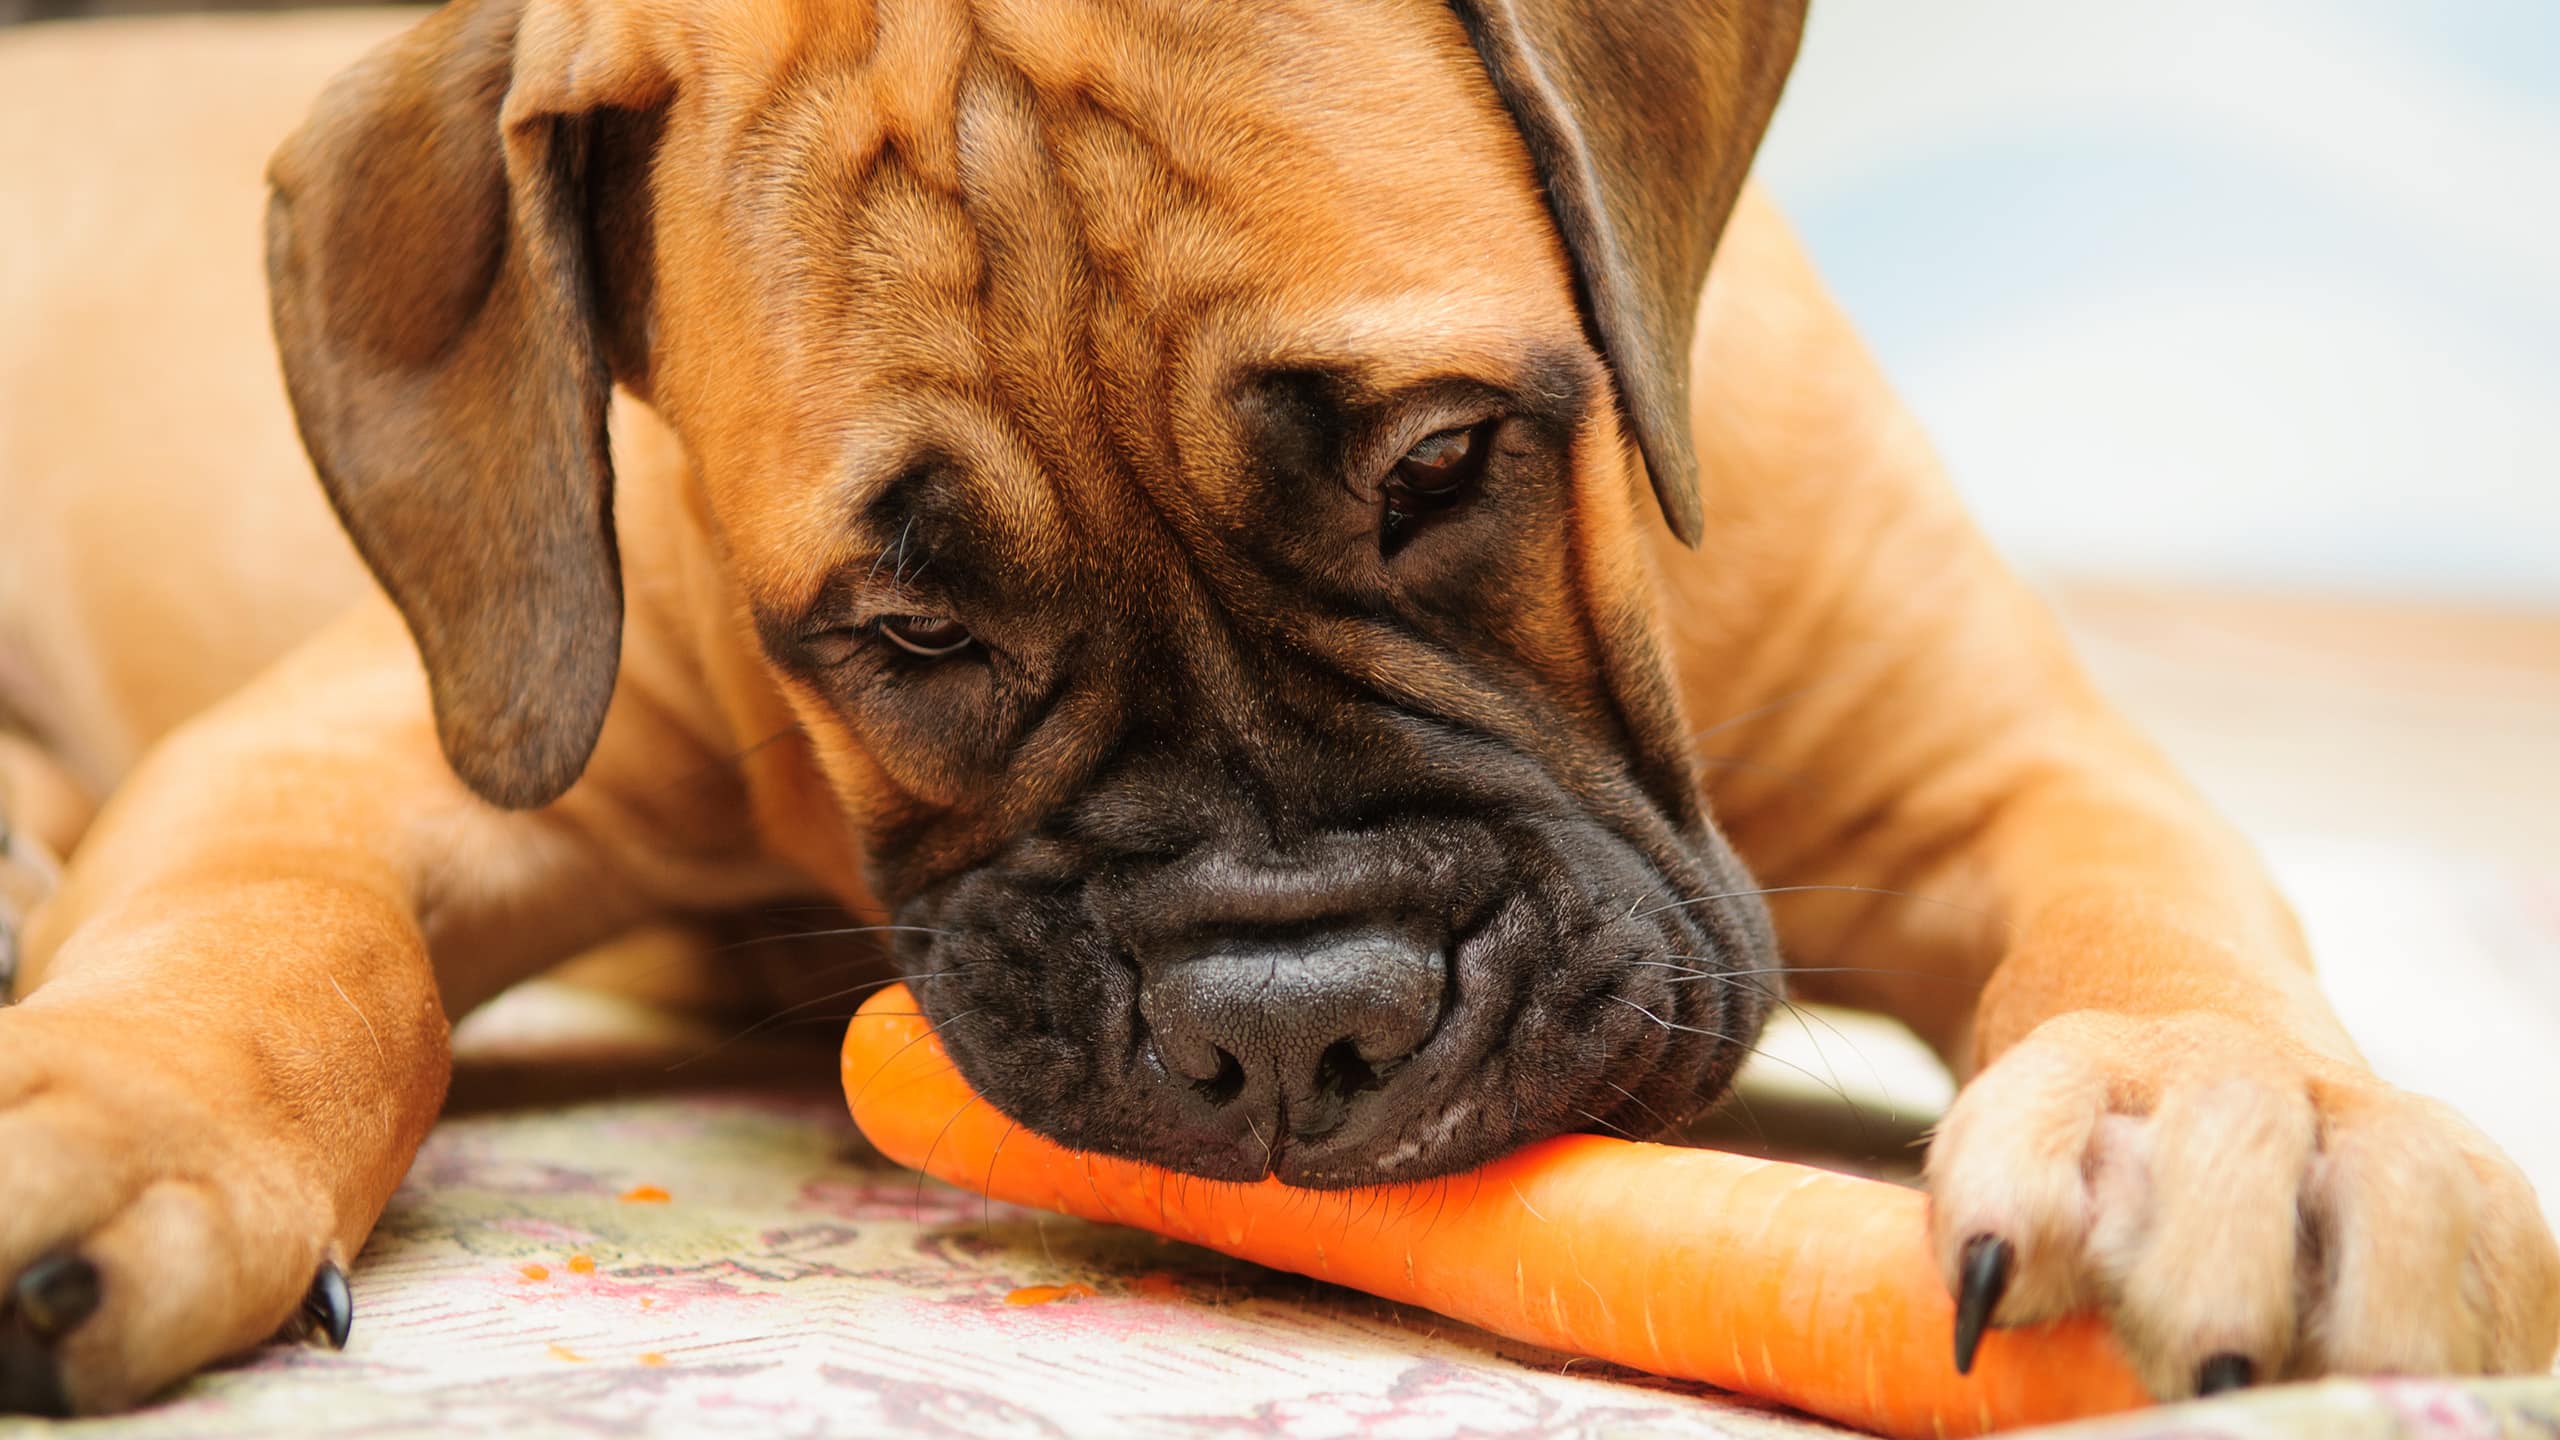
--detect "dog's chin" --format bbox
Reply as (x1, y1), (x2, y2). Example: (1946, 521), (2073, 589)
(896, 815), (1777, 1190)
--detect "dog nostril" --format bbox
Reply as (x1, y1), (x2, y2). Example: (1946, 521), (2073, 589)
(1193, 1047), (1246, 1107)
(1197, 1048), (1245, 1106)
(1292, 1039), (1391, 1139)
(1313, 1039), (1383, 1101)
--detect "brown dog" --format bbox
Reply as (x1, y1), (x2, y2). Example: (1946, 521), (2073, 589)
(2, 0), (2553, 1415)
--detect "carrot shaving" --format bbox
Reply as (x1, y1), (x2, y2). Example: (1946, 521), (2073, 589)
(1004, 1283), (1098, 1307)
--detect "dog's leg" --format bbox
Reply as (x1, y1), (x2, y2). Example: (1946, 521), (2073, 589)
(1852, 683), (2560, 1395)
(1668, 189), (2560, 1395)
(0, 603), (783, 1413)
(1896, 718), (2559, 1393)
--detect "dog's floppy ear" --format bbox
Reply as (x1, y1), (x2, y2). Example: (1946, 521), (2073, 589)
(265, 0), (667, 808)
(1455, 0), (1806, 546)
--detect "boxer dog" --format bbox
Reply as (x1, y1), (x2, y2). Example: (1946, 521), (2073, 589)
(1, 0), (2552, 1415)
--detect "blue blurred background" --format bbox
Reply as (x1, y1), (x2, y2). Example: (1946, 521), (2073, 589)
(1753, 0), (2560, 605)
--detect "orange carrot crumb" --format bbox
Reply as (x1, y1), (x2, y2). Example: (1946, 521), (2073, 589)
(620, 1184), (672, 1203)
(566, 1253), (596, 1275)
(639, 1352), (668, 1367)
(519, 1264), (551, 1282)
(1004, 1283), (1097, 1307)
(639, 1298), (656, 1310)
(547, 1343), (589, 1363)
(1133, 1271), (1185, 1299)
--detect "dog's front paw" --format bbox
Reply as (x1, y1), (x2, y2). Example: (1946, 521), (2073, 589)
(0, 1005), (350, 1414)
(1925, 1010), (2560, 1398)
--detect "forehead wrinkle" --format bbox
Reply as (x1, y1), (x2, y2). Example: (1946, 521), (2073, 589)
(941, 48), (1252, 633)
(970, 0), (1555, 290)
(725, 28), (1076, 556)
(949, 60), (1124, 544)
(725, 76), (987, 421)
(723, 6), (989, 362)
(956, 0), (1575, 516)
(866, 0), (973, 190)
(1011, 128), (1215, 549)
(659, 1), (875, 154)
(964, 74), (1272, 606)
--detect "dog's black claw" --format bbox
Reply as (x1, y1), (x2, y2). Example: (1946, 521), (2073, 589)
(2195, 1352), (2256, 1397)
(0, 1320), (70, 1417)
(301, 1260), (352, 1351)
(12, 1252), (101, 1342)
(1951, 1233), (2013, 1375)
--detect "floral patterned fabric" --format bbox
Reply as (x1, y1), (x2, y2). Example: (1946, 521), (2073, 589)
(18, 1087), (1842, 1440)
(5, 1060), (2550, 1440)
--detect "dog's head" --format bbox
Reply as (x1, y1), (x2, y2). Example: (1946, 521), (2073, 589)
(266, 0), (1804, 1185)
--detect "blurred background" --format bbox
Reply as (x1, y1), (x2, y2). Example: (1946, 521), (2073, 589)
(1755, 0), (2560, 606)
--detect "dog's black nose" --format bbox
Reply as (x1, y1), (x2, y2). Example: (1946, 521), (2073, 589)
(1138, 924), (1445, 1141)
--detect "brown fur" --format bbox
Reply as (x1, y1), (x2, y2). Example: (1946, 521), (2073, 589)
(0, 0), (2552, 1413)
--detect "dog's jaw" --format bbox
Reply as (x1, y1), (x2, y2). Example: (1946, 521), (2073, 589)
(887, 715), (1776, 1187)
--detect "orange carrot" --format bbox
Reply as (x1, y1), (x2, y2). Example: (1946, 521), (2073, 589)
(844, 985), (2149, 1438)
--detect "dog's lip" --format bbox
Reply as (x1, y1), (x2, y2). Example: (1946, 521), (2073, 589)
(913, 810), (1770, 1189)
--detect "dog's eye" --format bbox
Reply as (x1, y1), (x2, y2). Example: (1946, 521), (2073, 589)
(879, 614), (975, 657)
(1382, 422), (1492, 553)
(1392, 426), (1483, 497)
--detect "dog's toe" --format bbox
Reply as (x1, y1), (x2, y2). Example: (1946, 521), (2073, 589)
(2091, 1066), (2316, 1394)
(1923, 1016), (2112, 1339)
(2296, 1090), (2560, 1376)
(0, 1015), (341, 1414)
(1926, 1010), (2560, 1398)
